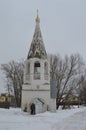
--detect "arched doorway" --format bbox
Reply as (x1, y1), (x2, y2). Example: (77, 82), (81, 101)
(30, 98), (45, 114)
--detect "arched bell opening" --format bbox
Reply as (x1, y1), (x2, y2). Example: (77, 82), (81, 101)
(34, 62), (41, 79)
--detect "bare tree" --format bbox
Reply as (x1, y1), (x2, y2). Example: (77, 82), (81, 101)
(1, 61), (24, 107)
(49, 54), (85, 109)
(78, 70), (86, 104)
(1, 54), (85, 109)
(79, 82), (86, 104)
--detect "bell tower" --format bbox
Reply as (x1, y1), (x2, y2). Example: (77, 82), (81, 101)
(21, 11), (56, 113)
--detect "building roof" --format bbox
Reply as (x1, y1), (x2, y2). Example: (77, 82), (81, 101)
(27, 11), (47, 59)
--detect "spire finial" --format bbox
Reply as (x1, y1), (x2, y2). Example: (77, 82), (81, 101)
(37, 9), (39, 16)
(36, 9), (40, 23)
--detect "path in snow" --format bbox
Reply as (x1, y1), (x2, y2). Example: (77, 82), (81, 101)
(53, 109), (86, 130)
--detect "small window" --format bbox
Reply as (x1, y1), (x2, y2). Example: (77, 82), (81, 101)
(44, 62), (48, 74)
(28, 63), (30, 74)
(26, 63), (30, 74)
(44, 62), (48, 80)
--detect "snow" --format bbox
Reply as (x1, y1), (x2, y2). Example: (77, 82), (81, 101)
(0, 106), (86, 130)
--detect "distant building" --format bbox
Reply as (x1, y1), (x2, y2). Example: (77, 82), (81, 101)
(0, 93), (10, 108)
(21, 11), (56, 114)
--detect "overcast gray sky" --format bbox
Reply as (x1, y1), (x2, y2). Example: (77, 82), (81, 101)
(0, 0), (86, 92)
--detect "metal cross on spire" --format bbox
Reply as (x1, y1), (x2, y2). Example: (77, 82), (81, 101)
(36, 9), (40, 23)
(37, 9), (39, 16)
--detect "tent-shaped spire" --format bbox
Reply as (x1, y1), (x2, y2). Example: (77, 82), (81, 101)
(27, 11), (47, 59)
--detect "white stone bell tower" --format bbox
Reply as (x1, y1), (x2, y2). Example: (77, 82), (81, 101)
(21, 11), (56, 113)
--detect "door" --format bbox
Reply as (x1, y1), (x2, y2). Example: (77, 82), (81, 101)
(35, 101), (43, 114)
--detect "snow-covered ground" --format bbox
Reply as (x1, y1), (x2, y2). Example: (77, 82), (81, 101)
(0, 106), (86, 130)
